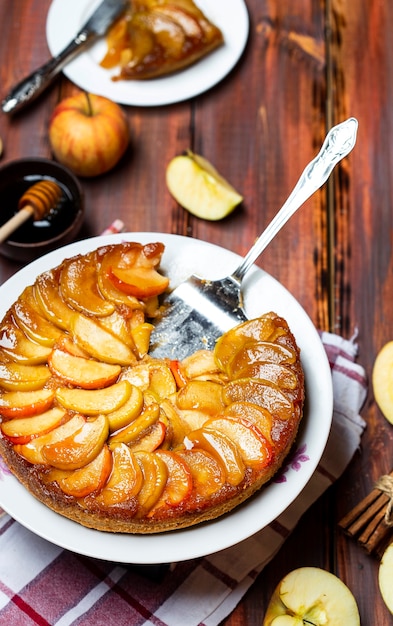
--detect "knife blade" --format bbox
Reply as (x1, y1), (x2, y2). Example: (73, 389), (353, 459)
(2, 0), (129, 115)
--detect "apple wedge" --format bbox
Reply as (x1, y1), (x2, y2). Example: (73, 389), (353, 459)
(108, 402), (160, 446)
(223, 379), (294, 421)
(166, 151), (243, 221)
(59, 253), (115, 317)
(372, 341), (393, 424)
(229, 342), (297, 377)
(95, 443), (143, 506)
(48, 348), (121, 389)
(14, 414), (86, 464)
(55, 380), (132, 415)
(224, 401), (273, 443)
(379, 542), (393, 614)
(0, 407), (67, 444)
(263, 567), (360, 625)
(70, 312), (136, 365)
(148, 450), (192, 512)
(12, 289), (63, 347)
(42, 413), (109, 470)
(134, 450), (168, 516)
(106, 384), (144, 432)
(0, 388), (55, 418)
(178, 447), (225, 498)
(0, 363), (52, 391)
(47, 444), (112, 498)
(108, 266), (169, 299)
(0, 321), (52, 365)
(34, 270), (75, 330)
(186, 427), (245, 486)
(176, 380), (225, 414)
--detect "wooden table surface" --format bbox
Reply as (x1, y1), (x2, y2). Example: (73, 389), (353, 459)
(1, 0), (393, 623)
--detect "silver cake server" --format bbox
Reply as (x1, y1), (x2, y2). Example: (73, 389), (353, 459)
(2, 0), (128, 114)
(150, 117), (358, 360)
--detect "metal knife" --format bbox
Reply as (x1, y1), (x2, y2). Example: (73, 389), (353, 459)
(2, 0), (129, 115)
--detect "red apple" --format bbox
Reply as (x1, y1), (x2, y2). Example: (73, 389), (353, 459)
(48, 92), (130, 177)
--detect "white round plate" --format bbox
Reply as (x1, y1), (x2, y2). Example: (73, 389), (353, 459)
(46, 0), (249, 106)
(0, 233), (333, 564)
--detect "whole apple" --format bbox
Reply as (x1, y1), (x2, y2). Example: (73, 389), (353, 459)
(48, 92), (130, 177)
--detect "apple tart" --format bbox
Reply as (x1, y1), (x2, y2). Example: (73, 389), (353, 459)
(100, 0), (224, 80)
(0, 242), (305, 534)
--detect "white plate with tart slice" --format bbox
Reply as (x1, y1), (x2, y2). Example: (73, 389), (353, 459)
(0, 233), (332, 564)
(46, 0), (249, 106)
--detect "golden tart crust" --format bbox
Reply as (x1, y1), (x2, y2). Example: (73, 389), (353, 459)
(0, 242), (304, 534)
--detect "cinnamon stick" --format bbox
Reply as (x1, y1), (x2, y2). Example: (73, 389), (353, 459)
(339, 470), (393, 558)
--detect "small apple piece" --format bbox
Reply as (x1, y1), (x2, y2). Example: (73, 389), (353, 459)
(379, 542), (393, 614)
(70, 312), (136, 365)
(148, 450), (192, 512)
(134, 450), (168, 516)
(372, 341), (393, 424)
(47, 444), (112, 498)
(263, 567), (360, 626)
(106, 384), (144, 432)
(95, 443), (143, 506)
(109, 402), (160, 446)
(166, 151), (243, 221)
(49, 92), (130, 178)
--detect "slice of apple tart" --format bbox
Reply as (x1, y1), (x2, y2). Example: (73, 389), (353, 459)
(0, 242), (305, 533)
(100, 0), (224, 80)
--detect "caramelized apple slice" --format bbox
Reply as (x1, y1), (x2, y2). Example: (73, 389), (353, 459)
(47, 444), (112, 498)
(224, 401), (273, 443)
(148, 362), (177, 400)
(0, 388), (55, 418)
(98, 310), (137, 350)
(214, 315), (287, 372)
(49, 348), (121, 389)
(107, 384), (144, 432)
(1, 407), (67, 444)
(34, 270), (75, 330)
(109, 402), (160, 446)
(70, 312), (136, 365)
(204, 416), (273, 469)
(14, 414), (85, 464)
(42, 413), (109, 470)
(12, 288), (63, 347)
(127, 419), (166, 453)
(176, 380), (225, 414)
(181, 349), (220, 379)
(134, 450), (168, 516)
(148, 450), (192, 512)
(131, 322), (155, 358)
(223, 379), (294, 421)
(95, 443), (143, 506)
(0, 321), (52, 365)
(108, 266), (169, 299)
(60, 253), (115, 317)
(55, 380), (132, 415)
(0, 363), (51, 391)
(186, 427), (245, 486)
(229, 342), (297, 377)
(234, 362), (298, 389)
(178, 447), (225, 498)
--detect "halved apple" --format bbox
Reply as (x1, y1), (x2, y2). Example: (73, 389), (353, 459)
(204, 416), (273, 469)
(149, 450), (192, 512)
(70, 312), (136, 365)
(178, 447), (225, 498)
(109, 402), (160, 446)
(48, 348), (121, 389)
(0, 363), (52, 391)
(106, 384), (144, 432)
(95, 443), (143, 506)
(379, 542), (393, 614)
(223, 379), (293, 420)
(42, 413), (109, 470)
(134, 450), (168, 516)
(0, 321), (52, 365)
(60, 253), (115, 317)
(55, 380), (132, 415)
(372, 341), (393, 424)
(14, 414), (86, 464)
(176, 380), (225, 414)
(0, 388), (55, 418)
(186, 427), (245, 486)
(1, 406), (67, 444)
(263, 567), (360, 625)
(47, 444), (112, 498)
(34, 270), (75, 330)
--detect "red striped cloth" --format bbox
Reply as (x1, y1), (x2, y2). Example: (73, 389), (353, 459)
(0, 332), (367, 626)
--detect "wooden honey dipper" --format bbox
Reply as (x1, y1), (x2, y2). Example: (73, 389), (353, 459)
(0, 179), (62, 243)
